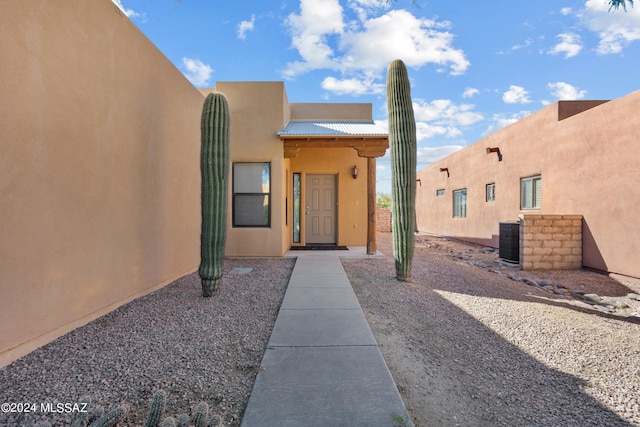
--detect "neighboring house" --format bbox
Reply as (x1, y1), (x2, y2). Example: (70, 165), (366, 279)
(0, 1), (387, 367)
(201, 83), (388, 257)
(415, 90), (640, 281)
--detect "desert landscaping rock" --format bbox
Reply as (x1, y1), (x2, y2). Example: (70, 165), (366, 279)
(584, 293), (603, 303)
(345, 233), (640, 426)
(1, 233), (638, 426)
(0, 258), (294, 427)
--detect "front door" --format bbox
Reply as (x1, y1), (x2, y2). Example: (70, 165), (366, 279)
(305, 174), (337, 244)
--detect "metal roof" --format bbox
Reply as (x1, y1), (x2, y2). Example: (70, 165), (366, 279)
(277, 120), (387, 137)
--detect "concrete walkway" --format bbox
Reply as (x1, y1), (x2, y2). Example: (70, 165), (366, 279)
(241, 252), (413, 427)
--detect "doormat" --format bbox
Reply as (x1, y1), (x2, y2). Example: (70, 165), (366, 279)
(290, 245), (348, 251)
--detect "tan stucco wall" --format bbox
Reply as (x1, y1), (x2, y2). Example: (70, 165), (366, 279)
(290, 103), (372, 120)
(201, 85), (376, 254)
(0, 0), (204, 366)
(290, 149), (369, 246)
(204, 82), (291, 257)
(416, 91), (640, 279)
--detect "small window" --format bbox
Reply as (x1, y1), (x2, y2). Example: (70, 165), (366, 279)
(233, 162), (271, 227)
(521, 175), (541, 210)
(453, 188), (467, 218)
(486, 183), (495, 202)
(436, 189), (445, 197)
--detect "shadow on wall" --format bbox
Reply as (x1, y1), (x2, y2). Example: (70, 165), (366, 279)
(583, 219), (608, 273)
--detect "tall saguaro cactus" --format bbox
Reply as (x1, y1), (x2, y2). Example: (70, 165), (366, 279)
(387, 59), (417, 281)
(199, 92), (230, 297)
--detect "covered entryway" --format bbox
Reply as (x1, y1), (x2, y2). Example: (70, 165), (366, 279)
(278, 120), (388, 255)
(305, 174), (337, 244)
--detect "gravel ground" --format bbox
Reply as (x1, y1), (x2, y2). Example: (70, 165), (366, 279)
(2, 232), (639, 427)
(343, 232), (640, 427)
(0, 258), (294, 427)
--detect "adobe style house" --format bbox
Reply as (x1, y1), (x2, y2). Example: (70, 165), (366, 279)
(0, 0), (386, 367)
(415, 91), (640, 282)
(200, 83), (388, 257)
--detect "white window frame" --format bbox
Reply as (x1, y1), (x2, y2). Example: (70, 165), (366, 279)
(453, 188), (467, 218)
(486, 183), (495, 202)
(521, 175), (541, 210)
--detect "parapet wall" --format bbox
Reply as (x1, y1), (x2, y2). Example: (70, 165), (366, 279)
(519, 214), (583, 270)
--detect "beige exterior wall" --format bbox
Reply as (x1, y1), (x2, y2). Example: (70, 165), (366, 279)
(202, 82), (291, 257)
(416, 91), (640, 279)
(201, 85), (375, 254)
(290, 103), (373, 121)
(288, 103), (374, 247)
(289, 149), (369, 246)
(0, 0), (204, 366)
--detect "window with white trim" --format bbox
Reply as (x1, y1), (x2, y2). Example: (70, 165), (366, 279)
(486, 183), (495, 202)
(233, 162), (271, 227)
(453, 188), (467, 218)
(521, 175), (541, 210)
(436, 188), (445, 197)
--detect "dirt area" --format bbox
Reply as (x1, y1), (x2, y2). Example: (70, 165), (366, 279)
(343, 232), (640, 427)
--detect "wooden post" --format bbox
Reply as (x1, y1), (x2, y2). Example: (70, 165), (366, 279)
(367, 157), (376, 255)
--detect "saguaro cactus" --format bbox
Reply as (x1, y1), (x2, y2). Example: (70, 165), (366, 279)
(199, 92), (230, 297)
(386, 59), (417, 281)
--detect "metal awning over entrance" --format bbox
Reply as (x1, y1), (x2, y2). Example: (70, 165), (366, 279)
(277, 120), (388, 158)
(278, 120), (389, 255)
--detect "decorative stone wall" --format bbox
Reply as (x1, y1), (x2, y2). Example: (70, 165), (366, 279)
(519, 214), (583, 270)
(376, 207), (392, 232)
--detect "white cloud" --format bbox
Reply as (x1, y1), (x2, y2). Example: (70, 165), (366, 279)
(498, 37), (533, 54)
(483, 111), (532, 136)
(561, 7), (573, 16)
(283, 2), (469, 88)
(283, 0), (345, 77)
(321, 76), (384, 95)
(238, 15), (256, 40)
(376, 144), (463, 172)
(463, 87), (479, 98)
(181, 58), (214, 87)
(580, 0), (640, 54)
(416, 122), (461, 140)
(503, 85), (531, 104)
(413, 99), (483, 127)
(547, 81), (587, 100)
(376, 99), (483, 144)
(111, 0), (145, 20)
(348, 0), (391, 21)
(548, 33), (583, 58)
(339, 10), (469, 75)
(416, 145), (464, 165)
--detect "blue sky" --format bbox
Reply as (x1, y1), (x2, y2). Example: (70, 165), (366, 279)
(113, 0), (639, 194)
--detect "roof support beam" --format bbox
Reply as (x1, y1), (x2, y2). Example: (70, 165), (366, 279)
(282, 137), (388, 159)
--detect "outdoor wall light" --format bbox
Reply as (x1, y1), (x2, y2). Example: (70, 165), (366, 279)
(352, 165), (358, 179)
(440, 167), (450, 177)
(486, 147), (503, 161)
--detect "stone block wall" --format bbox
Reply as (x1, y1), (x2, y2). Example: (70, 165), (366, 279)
(376, 207), (392, 232)
(519, 214), (583, 270)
